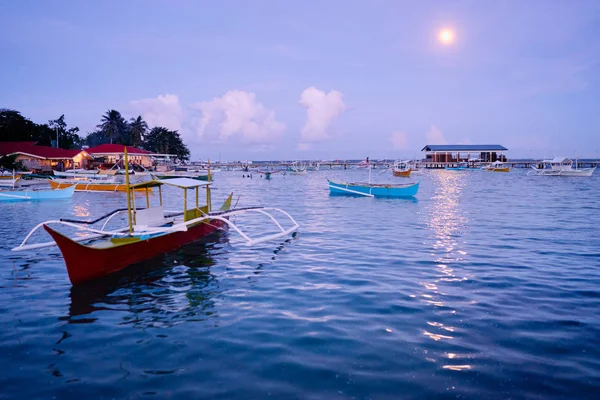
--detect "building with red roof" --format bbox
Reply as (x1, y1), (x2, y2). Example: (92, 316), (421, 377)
(85, 144), (154, 167)
(0, 142), (91, 171)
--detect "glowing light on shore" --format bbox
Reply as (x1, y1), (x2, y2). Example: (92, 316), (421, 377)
(438, 29), (455, 44)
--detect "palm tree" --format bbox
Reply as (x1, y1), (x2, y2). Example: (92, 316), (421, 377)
(97, 110), (126, 144)
(145, 127), (190, 160)
(128, 116), (148, 147)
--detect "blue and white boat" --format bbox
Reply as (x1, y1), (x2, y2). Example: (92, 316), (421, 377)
(327, 178), (419, 198)
(445, 162), (481, 171)
(0, 185), (76, 202)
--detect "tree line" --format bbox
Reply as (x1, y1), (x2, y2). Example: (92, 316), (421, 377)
(0, 108), (190, 160)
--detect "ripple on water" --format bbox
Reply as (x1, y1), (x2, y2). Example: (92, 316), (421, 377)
(1, 170), (600, 399)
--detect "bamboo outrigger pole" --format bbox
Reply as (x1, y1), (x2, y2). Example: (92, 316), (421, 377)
(124, 147), (133, 234)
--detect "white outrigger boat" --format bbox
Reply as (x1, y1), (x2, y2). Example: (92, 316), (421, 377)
(0, 171), (21, 188)
(408, 161), (425, 175)
(53, 169), (102, 177)
(529, 157), (596, 177)
(12, 148), (300, 285)
(288, 162), (308, 175)
(54, 169), (118, 180)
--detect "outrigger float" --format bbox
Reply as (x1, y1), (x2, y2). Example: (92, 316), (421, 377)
(12, 148), (299, 285)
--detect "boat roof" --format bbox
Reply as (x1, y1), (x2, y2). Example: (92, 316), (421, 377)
(157, 178), (211, 188)
(542, 157), (572, 163)
(130, 178), (211, 189)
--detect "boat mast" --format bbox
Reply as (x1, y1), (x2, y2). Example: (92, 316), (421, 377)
(124, 147), (133, 234)
(206, 159), (212, 212)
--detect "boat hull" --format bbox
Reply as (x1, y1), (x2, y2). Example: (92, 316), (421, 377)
(44, 219), (226, 285)
(445, 167), (481, 171)
(392, 169), (411, 177)
(155, 174), (209, 181)
(559, 169), (595, 176)
(328, 179), (419, 198)
(532, 168), (595, 177)
(0, 186), (75, 201)
(49, 180), (150, 192)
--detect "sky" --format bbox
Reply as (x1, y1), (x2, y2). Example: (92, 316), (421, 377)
(1, 0), (600, 161)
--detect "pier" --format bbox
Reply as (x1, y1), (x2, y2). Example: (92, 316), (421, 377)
(206, 159), (600, 170)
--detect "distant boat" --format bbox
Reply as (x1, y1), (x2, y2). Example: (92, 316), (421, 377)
(153, 169), (210, 181)
(482, 161), (510, 172)
(288, 162), (308, 175)
(409, 162), (425, 175)
(53, 171), (118, 182)
(328, 178), (419, 198)
(0, 185), (75, 201)
(445, 162), (481, 171)
(529, 157), (595, 177)
(392, 160), (411, 177)
(189, 167), (221, 174)
(307, 162), (320, 171)
(257, 168), (284, 179)
(53, 169), (103, 178)
(0, 171), (22, 187)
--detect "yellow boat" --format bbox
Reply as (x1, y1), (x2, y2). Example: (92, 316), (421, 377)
(49, 180), (152, 192)
(483, 161), (510, 172)
(392, 160), (411, 177)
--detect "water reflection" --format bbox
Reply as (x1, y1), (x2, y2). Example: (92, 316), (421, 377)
(420, 171), (471, 370)
(63, 238), (226, 328)
(73, 204), (91, 218)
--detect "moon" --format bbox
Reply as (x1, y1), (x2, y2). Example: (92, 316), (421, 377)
(438, 29), (455, 44)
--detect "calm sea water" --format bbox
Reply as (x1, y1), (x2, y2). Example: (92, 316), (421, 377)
(1, 168), (599, 399)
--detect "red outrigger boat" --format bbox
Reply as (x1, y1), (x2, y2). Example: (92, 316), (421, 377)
(12, 149), (299, 285)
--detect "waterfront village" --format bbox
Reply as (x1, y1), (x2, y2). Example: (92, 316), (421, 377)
(1, 108), (598, 176)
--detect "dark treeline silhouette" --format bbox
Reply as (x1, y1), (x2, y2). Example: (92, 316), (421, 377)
(0, 108), (190, 160)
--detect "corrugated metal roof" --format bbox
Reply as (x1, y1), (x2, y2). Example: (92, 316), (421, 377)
(0, 142), (88, 159)
(421, 144), (507, 151)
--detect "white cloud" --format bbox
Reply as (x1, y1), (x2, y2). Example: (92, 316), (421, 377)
(425, 124), (447, 144)
(299, 87), (346, 147)
(129, 94), (183, 132)
(190, 90), (285, 144)
(390, 131), (409, 150)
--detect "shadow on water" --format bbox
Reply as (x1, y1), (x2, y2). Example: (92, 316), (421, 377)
(63, 232), (230, 328)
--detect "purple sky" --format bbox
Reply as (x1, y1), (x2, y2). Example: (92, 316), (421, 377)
(2, 0), (600, 160)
